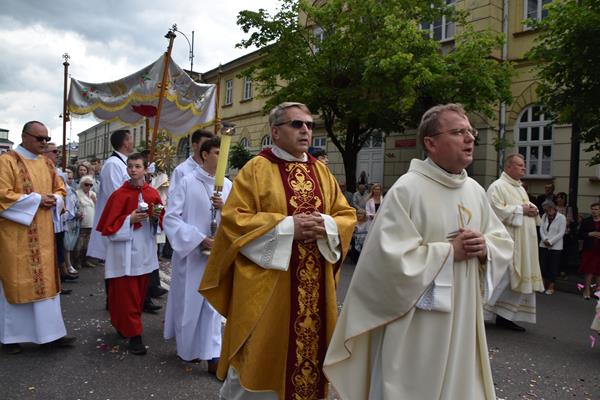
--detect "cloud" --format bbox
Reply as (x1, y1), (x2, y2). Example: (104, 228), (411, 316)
(0, 0), (281, 147)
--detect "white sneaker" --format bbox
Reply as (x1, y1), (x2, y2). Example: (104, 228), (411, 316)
(545, 289), (554, 295)
(67, 266), (78, 275)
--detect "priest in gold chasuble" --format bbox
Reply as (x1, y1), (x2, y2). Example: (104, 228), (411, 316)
(0, 121), (73, 350)
(200, 102), (356, 400)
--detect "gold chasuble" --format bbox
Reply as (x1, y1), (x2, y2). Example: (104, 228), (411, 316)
(200, 149), (355, 400)
(0, 150), (66, 304)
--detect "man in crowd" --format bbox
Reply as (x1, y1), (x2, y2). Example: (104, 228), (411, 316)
(0, 121), (76, 354)
(163, 137), (231, 371)
(90, 157), (102, 194)
(44, 143), (78, 284)
(536, 182), (556, 215)
(352, 183), (369, 210)
(485, 153), (544, 331)
(323, 104), (513, 399)
(200, 102), (356, 399)
(169, 129), (214, 195)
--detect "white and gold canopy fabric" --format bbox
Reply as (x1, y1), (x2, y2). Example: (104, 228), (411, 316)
(68, 54), (216, 138)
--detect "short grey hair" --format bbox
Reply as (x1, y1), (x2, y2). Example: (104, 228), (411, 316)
(505, 153), (524, 166)
(268, 102), (311, 127)
(418, 103), (467, 148)
(79, 175), (94, 188)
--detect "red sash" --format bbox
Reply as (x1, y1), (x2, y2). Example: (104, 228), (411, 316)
(259, 149), (327, 400)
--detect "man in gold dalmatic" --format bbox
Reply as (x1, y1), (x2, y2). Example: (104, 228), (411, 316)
(0, 121), (76, 354)
(200, 102), (356, 400)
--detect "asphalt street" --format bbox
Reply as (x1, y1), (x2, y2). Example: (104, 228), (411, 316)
(0, 261), (599, 400)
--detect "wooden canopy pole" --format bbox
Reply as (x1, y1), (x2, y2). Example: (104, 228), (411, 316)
(149, 30), (176, 162)
(61, 53), (70, 169)
(145, 118), (150, 150)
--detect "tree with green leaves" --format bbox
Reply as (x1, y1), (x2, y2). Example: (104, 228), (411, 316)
(237, 0), (512, 190)
(528, 0), (600, 165)
(229, 143), (254, 170)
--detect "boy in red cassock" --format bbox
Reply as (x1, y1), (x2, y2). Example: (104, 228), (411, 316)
(96, 153), (164, 355)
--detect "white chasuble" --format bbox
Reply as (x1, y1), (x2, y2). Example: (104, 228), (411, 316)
(323, 158), (513, 400)
(87, 152), (129, 260)
(163, 168), (232, 361)
(484, 172), (543, 323)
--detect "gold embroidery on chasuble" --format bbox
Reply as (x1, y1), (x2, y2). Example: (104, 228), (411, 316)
(280, 161), (327, 400)
(8, 151), (55, 298)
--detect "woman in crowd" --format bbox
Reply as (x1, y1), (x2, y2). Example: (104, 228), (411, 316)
(74, 162), (91, 189)
(538, 201), (566, 295)
(62, 168), (81, 275)
(579, 203), (600, 299)
(349, 208), (370, 263)
(365, 182), (384, 220)
(555, 192), (575, 277)
(74, 175), (96, 268)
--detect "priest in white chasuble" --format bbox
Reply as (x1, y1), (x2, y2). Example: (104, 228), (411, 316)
(0, 121), (76, 354)
(200, 102), (356, 400)
(323, 104), (514, 400)
(485, 153), (544, 332)
(163, 137), (232, 367)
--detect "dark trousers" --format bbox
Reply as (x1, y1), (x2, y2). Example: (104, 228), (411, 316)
(540, 247), (561, 284)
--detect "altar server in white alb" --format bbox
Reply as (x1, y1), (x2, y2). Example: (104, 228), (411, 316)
(323, 104), (514, 400)
(163, 137), (230, 370)
(87, 130), (132, 261)
(485, 153), (544, 332)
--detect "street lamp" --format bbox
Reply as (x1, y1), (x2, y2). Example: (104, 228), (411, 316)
(171, 24), (194, 72)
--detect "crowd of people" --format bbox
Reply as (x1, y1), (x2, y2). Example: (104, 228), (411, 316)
(1, 102), (599, 399)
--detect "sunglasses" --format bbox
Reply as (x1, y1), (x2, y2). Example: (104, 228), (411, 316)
(45, 150), (58, 154)
(24, 131), (52, 142)
(83, 183), (93, 187)
(275, 120), (315, 130)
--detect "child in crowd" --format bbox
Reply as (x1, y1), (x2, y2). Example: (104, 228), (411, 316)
(96, 153), (164, 355)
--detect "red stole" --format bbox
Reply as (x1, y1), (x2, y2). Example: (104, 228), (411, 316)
(259, 149), (327, 400)
(96, 180), (163, 236)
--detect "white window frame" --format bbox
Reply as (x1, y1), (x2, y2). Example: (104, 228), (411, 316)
(421, 0), (456, 42)
(242, 77), (253, 101)
(261, 135), (272, 149)
(515, 105), (553, 178)
(225, 79), (233, 105)
(524, 0), (552, 22)
(312, 136), (326, 149)
(239, 137), (250, 149)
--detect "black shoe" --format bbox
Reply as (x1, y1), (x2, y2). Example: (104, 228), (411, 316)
(128, 336), (147, 355)
(48, 336), (77, 347)
(143, 301), (162, 314)
(2, 343), (22, 354)
(61, 289), (73, 295)
(61, 273), (79, 281)
(149, 287), (168, 299)
(496, 316), (526, 332)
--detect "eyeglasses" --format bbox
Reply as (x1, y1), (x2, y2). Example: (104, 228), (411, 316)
(431, 127), (478, 139)
(83, 183), (93, 187)
(275, 120), (315, 130)
(24, 131), (52, 142)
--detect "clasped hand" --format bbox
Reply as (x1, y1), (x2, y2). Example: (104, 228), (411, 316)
(293, 212), (326, 243)
(130, 209), (149, 224)
(40, 194), (56, 208)
(522, 203), (539, 217)
(452, 228), (487, 262)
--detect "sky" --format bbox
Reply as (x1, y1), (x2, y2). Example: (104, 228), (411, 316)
(0, 0), (282, 147)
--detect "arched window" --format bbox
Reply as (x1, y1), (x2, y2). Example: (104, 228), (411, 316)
(239, 137), (250, 149)
(516, 105), (553, 177)
(261, 135), (272, 149)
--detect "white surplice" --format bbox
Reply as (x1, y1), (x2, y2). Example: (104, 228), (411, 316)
(323, 158), (514, 400)
(87, 151), (129, 260)
(0, 145), (67, 345)
(163, 167), (231, 361)
(485, 172), (544, 323)
(103, 204), (159, 279)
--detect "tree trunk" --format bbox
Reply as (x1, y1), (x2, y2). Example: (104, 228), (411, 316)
(568, 122), (580, 222)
